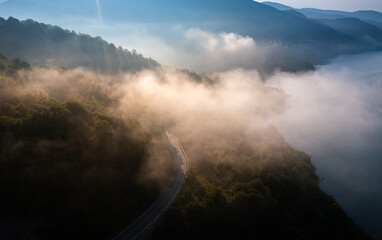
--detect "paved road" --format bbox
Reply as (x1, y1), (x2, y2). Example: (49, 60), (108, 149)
(112, 131), (188, 240)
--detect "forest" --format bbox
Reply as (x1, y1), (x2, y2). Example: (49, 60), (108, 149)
(0, 53), (172, 239)
(0, 17), (159, 73)
(153, 127), (375, 239)
(0, 51), (376, 239)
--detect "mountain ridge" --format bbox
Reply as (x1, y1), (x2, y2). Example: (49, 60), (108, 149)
(1, 0), (381, 72)
(263, 1), (382, 27)
(0, 17), (159, 73)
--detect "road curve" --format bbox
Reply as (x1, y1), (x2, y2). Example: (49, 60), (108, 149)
(112, 131), (188, 240)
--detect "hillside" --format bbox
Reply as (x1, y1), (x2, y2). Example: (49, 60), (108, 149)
(1, 0), (380, 69)
(0, 2), (380, 239)
(0, 59), (376, 239)
(0, 17), (159, 73)
(0, 57), (171, 239)
(319, 18), (382, 44)
(263, 1), (382, 29)
(262, 2), (382, 52)
(262, 1), (294, 11)
(0, 52), (377, 239)
(0, 0), (358, 44)
(152, 127), (375, 240)
(0, 52), (31, 73)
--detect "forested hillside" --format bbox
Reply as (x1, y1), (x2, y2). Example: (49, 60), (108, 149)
(0, 57), (171, 239)
(319, 18), (382, 44)
(0, 17), (159, 73)
(1, 1), (381, 72)
(153, 128), (375, 239)
(0, 54), (376, 239)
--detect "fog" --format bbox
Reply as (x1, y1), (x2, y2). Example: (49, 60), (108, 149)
(67, 22), (285, 73)
(111, 51), (382, 237)
(12, 43), (382, 237)
(10, 17), (292, 74)
(1, 12), (381, 234)
(116, 51), (382, 236)
(267, 52), (382, 236)
(117, 68), (286, 130)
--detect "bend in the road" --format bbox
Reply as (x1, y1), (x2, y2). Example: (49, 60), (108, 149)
(112, 131), (188, 240)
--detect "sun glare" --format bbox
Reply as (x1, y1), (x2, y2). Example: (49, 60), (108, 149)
(96, 0), (103, 22)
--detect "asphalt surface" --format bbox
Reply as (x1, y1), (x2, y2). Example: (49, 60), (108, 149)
(112, 131), (188, 240)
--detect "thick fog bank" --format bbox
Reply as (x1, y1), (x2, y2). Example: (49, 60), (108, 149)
(268, 52), (382, 237)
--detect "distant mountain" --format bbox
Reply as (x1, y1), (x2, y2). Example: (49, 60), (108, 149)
(1, 0), (381, 70)
(262, 1), (294, 11)
(366, 20), (382, 30)
(0, 0), (375, 45)
(263, 1), (382, 26)
(299, 9), (382, 24)
(293, 8), (348, 19)
(348, 10), (382, 22)
(0, 17), (159, 73)
(263, 1), (382, 44)
(1, 0), (381, 73)
(319, 18), (382, 44)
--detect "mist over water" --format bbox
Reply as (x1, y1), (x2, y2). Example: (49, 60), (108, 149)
(268, 52), (382, 236)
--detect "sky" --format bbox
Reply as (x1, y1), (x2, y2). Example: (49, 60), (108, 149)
(1, 0), (382, 12)
(272, 0), (382, 11)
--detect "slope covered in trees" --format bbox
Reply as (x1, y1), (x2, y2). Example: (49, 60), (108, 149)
(319, 18), (382, 44)
(1, 0), (381, 72)
(0, 51), (31, 74)
(153, 128), (376, 239)
(0, 17), (159, 73)
(0, 54), (376, 239)
(0, 62), (172, 239)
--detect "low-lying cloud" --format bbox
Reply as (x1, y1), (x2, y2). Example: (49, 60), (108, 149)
(117, 68), (286, 130)
(176, 28), (270, 72)
(55, 20), (284, 73)
(184, 28), (256, 53)
(267, 53), (382, 235)
(5, 42), (382, 236)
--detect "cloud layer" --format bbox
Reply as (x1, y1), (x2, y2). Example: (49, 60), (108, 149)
(7, 49), (382, 236)
(267, 53), (382, 235)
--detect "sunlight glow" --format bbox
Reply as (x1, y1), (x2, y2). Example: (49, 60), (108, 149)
(96, 0), (103, 22)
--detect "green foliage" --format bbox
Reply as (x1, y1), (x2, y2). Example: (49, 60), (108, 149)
(0, 51), (6, 60)
(0, 59), (10, 72)
(153, 129), (374, 240)
(10, 58), (31, 70)
(0, 17), (159, 73)
(0, 71), (170, 239)
(0, 60), (374, 239)
(0, 56), (31, 76)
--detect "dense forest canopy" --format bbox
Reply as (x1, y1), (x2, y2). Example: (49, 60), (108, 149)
(0, 17), (159, 73)
(0, 57), (171, 239)
(0, 48), (377, 239)
(153, 126), (374, 239)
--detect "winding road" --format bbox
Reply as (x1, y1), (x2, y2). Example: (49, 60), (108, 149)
(112, 131), (188, 240)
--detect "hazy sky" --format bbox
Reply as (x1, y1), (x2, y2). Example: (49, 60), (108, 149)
(1, 0), (382, 12)
(272, 0), (382, 11)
